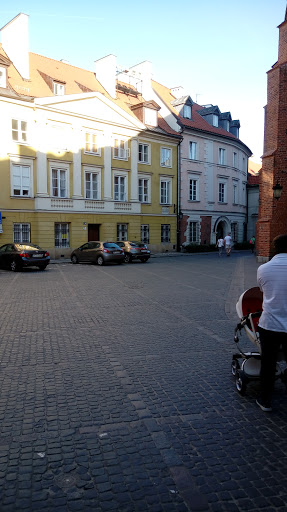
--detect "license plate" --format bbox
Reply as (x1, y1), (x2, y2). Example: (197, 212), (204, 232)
(114, 251), (120, 254)
(33, 254), (43, 258)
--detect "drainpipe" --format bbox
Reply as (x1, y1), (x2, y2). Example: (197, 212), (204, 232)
(177, 135), (183, 252)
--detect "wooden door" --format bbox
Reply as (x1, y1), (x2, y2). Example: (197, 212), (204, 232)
(88, 224), (100, 241)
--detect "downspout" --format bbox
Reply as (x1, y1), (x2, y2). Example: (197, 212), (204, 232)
(177, 135), (183, 252)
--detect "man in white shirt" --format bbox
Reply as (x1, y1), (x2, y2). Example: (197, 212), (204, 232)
(224, 233), (232, 256)
(256, 234), (287, 411)
(216, 237), (224, 257)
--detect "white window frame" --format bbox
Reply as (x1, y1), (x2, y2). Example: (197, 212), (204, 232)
(189, 178), (198, 201)
(55, 223), (69, 248)
(0, 66), (7, 88)
(183, 105), (192, 119)
(113, 171), (128, 201)
(189, 141), (198, 160)
(113, 136), (129, 160)
(141, 224), (149, 244)
(219, 182), (226, 203)
(233, 152), (237, 168)
(117, 223), (128, 241)
(189, 221), (200, 244)
(13, 223), (31, 243)
(50, 162), (69, 198)
(233, 181), (238, 204)
(160, 147), (172, 168)
(84, 167), (101, 200)
(84, 130), (101, 156)
(10, 156), (34, 198)
(12, 119), (28, 144)
(213, 115), (219, 127)
(144, 108), (157, 127)
(218, 148), (226, 165)
(138, 142), (151, 164)
(138, 175), (151, 203)
(53, 82), (65, 95)
(160, 177), (172, 205)
(161, 224), (170, 243)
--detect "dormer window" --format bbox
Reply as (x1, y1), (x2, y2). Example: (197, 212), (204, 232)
(144, 108), (157, 127)
(0, 66), (7, 88)
(53, 81), (65, 95)
(213, 115), (218, 127)
(183, 105), (192, 119)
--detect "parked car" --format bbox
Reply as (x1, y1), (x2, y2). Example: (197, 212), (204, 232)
(115, 241), (151, 263)
(0, 243), (50, 271)
(71, 241), (124, 266)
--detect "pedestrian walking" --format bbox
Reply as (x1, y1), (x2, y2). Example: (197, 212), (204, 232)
(224, 233), (232, 256)
(250, 236), (256, 254)
(216, 237), (224, 257)
(256, 234), (287, 412)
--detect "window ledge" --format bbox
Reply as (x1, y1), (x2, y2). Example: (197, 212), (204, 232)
(218, 202), (227, 205)
(188, 200), (200, 203)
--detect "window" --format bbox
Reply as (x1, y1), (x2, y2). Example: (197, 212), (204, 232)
(226, 121), (230, 132)
(12, 164), (31, 196)
(138, 177), (150, 203)
(141, 224), (149, 243)
(160, 147), (172, 167)
(52, 168), (67, 198)
(144, 109), (157, 126)
(13, 223), (30, 243)
(218, 148), (226, 165)
(161, 224), (170, 243)
(219, 182), (226, 203)
(189, 141), (197, 160)
(0, 66), (6, 88)
(231, 223), (238, 243)
(117, 224), (127, 241)
(53, 82), (65, 95)
(138, 143), (150, 164)
(55, 223), (69, 248)
(160, 179), (172, 204)
(114, 175), (127, 201)
(85, 131), (100, 155)
(233, 152), (237, 168)
(233, 183), (238, 204)
(189, 179), (198, 201)
(49, 123), (69, 152)
(189, 222), (199, 243)
(85, 171), (99, 200)
(113, 138), (129, 160)
(213, 115), (218, 127)
(183, 105), (192, 119)
(12, 119), (27, 143)
(242, 157), (246, 173)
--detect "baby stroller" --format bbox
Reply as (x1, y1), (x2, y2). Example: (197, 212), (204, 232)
(232, 286), (287, 395)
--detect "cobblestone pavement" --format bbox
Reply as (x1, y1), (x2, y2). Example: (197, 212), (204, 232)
(0, 252), (287, 512)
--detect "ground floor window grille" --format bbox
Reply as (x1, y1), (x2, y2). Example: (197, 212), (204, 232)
(231, 222), (238, 243)
(55, 223), (69, 248)
(141, 224), (149, 243)
(189, 222), (199, 243)
(161, 224), (170, 243)
(13, 223), (30, 243)
(117, 224), (127, 241)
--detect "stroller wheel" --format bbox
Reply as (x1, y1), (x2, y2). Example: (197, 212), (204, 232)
(235, 370), (247, 395)
(231, 358), (240, 376)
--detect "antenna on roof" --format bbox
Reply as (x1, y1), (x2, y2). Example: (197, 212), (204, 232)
(195, 93), (202, 103)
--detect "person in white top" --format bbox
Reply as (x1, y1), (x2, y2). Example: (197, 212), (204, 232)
(216, 237), (224, 257)
(224, 233), (232, 256)
(256, 234), (287, 411)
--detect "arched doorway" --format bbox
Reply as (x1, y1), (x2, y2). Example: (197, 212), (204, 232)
(214, 216), (230, 241)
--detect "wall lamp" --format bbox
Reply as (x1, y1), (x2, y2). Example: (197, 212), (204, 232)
(273, 182), (283, 200)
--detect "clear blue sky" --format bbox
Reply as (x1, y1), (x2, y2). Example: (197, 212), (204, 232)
(1, 0), (286, 163)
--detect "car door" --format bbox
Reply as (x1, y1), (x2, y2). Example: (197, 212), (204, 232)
(76, 243), (90, 262)
(0, 244), (9, 268)
(85, 242), (101, 262)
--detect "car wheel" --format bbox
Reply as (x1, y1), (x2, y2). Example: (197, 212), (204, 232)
(71, 255), (78, 264)
(10, 260), (18, 272)
(124, 254), (131, 263)
(38, 265), (47, 271)
(97, 256), (105, 266)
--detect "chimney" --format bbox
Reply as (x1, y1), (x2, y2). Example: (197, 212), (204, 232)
(128, 61), (153, 100)
(95, 54), (116, 98)
(1, 13), (29, 80)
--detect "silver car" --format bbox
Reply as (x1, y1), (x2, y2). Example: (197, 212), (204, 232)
(115, 241), (151, 263)
(71, 241), (124, 266)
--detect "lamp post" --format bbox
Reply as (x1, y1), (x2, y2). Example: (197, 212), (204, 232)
(273, 182), (283, 200)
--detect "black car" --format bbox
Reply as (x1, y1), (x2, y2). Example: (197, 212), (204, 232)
(115, 241), (151, 263)
(0, 243), (50, 271)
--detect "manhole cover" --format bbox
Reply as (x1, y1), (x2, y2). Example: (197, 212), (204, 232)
(54, 473), (79, 490)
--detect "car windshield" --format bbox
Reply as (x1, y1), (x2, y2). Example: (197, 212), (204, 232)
(103, 243), (121, 248)
(16, 244), (42, 251)
(131, 241), (145, 247)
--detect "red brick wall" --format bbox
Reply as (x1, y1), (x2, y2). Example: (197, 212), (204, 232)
(200, 216), (212, 244)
